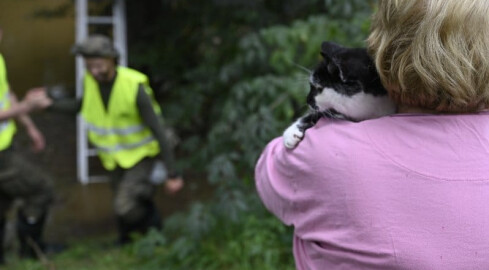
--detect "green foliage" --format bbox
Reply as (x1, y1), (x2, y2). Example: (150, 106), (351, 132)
(203, 14), (372, 188)
(128, 197), (294, 270)
(6, 237), (138, 270)
(7, 204), (293, 270)
(324, 0), (376, 18)
(159, 12), (373, 178)
(0, 1), (374, 269)
(126, 0), (374, 267)
(10, 1), (375, 268)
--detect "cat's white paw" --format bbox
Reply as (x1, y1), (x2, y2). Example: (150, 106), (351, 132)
(283, 124), (304, 149)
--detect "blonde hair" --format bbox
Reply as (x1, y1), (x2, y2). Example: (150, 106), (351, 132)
(368, 0), (489, 112)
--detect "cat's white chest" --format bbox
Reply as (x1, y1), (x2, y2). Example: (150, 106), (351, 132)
(315, 88), (396, 121)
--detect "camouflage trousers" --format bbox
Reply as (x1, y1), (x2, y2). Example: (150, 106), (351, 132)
(0, 148), (54, 222)
(109, 157), (157, 224)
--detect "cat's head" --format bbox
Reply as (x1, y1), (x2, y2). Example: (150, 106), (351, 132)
(308, 41), (396, 121)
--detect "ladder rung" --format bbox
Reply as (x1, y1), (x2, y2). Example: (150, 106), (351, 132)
(76, 0), (127, 184)
(88, 149), (98, 156)
(87, 175), (109, 183)
(88, 16), (114, 24)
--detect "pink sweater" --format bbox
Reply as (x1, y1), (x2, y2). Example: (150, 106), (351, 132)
(255, 113), (489, 270)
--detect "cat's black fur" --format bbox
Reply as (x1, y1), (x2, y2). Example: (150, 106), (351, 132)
(283, 41), (396, 149)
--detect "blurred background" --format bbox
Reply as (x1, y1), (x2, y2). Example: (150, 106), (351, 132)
(0, 0), (374, 269)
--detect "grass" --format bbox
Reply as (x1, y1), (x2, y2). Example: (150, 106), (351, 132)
(3, 208), (295, 270)
(3, 236), (139, 270)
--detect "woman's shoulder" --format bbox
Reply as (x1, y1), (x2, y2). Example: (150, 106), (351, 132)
(311, 112), (489, 137)
(299, 117), (380, 149)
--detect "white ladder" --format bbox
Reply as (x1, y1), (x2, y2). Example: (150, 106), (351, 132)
(75, 0), (128, 184)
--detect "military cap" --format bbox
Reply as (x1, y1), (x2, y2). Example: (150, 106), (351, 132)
(71, 34), (119, 58)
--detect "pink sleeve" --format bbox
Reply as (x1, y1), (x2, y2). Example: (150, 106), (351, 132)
(255, 137), (309, 226)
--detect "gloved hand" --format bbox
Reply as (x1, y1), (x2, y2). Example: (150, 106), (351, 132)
(46, 84), (72, 101)
(149, 160), (168, 185)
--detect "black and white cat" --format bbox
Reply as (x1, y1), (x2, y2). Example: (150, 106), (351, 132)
(283, 41), (396, 149)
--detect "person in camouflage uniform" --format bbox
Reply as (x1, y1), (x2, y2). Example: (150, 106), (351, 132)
(48, 34), (184, 244)
(0, 26), (55, 263)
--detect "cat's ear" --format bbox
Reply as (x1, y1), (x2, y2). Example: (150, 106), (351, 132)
(320, 41), (344, 78)
(335, 58), (363, 83)
(334, 50), (372, 83)
(334, 60), (351, 83)
(320, 41), (365, 83)
(320, 41), (342, 59)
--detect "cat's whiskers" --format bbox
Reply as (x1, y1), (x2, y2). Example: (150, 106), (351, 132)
(291, 62), (313, 75)
(317, 109), (343, 120)
(309, 76), (322, 89)
(296, 76), (311, 82)
(320, 110), (333, 118)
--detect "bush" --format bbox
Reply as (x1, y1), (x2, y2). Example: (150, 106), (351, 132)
(128, 2), (374, 267)
(7, 1), (374, 268)
(131, 195), (294, 270)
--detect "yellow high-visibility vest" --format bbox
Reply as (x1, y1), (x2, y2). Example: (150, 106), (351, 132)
(0, 54), (16, 151)
(81, 66), (161, 170)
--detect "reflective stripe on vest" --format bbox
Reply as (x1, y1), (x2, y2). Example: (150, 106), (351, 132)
(0, 121), (10, 132)
(0, 92), (12, 133)
(93, 135), (155, 153)
(80, 66), (161, 170)
(0, 91), (9, 109)
(85, 122), (146, 136)
(0, 54), (16, 151)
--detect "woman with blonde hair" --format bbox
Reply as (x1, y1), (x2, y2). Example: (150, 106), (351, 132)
(255, 0), (489, 269)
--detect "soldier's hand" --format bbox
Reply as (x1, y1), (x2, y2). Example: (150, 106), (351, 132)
(27, 126), (46, 153)
(164, 177), (184, 195)
(24, 87), (52, 111)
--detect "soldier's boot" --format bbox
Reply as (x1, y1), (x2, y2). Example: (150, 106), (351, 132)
(116, 216), (132, 245)
(116, 201), (162, 245)
(139, 200), (162, 232)
(0, 217), (5, 264)
(149, 202), (162, 230)
(16, 211), (46, 259)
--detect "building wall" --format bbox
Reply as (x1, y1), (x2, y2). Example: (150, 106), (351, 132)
(0, 0), (75, 95)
